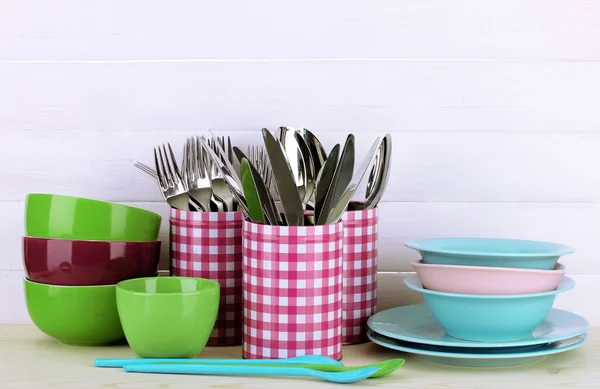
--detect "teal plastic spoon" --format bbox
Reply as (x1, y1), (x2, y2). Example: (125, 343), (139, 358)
(152, 358), (404, 379)
(123, 363), (379, 384)
(94, 355), (343, 368)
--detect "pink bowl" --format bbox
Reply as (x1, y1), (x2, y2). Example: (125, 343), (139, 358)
(411, 260), (566, 295)
(23, 236), (161, 286)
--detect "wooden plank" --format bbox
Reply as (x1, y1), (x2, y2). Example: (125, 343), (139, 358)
(7, 201), (599, 273)
(1, 0), (599, 61)
(1, 61), (599, 132)
(1, 130), (598, 203)
(4, 269), (599, 326)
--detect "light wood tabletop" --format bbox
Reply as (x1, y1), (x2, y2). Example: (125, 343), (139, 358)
(1, 325), (598, 389)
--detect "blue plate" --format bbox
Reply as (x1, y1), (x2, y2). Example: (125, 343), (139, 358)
(367, 304), (589, 348)
(403, 274), (575, 342)
(404, 237), (575, 270)
(367, 329), (588, 367)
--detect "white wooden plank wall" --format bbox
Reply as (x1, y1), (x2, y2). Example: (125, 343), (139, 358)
(1, 0), (599, 324)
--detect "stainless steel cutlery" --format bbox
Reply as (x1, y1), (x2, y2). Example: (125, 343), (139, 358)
(364, 133), (392, 210)
(183, 136), (212, 212)
(134, 129), (391, 222)
(153, 143), (191, 211)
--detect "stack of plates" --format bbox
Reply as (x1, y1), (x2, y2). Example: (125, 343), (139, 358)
(367, 237), (589, 367)
(367, 304), (589, 367)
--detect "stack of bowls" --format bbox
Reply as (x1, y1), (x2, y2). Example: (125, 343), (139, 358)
(404, 237), (576, 342)
(365, 237), (589, 367)
(22, 193), (162, 346)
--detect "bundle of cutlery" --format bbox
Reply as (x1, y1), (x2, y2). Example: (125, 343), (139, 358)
(134, 128), (391, 225)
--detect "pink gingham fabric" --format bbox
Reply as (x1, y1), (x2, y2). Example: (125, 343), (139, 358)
(170, 209), (243, 346)
(242, 221), (344, 360)
(341, 206), (378, 344)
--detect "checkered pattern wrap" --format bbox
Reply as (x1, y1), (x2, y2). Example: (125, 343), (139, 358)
(242, 221), (344, 360)
(170, 209), (243, 346)
(341, 206), (378, 344)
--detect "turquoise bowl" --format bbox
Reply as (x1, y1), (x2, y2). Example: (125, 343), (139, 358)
(404, 274), (575, 342)
(404, 237), (574, 270)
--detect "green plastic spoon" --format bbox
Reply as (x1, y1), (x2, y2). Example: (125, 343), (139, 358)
(266, 358), (406, 378)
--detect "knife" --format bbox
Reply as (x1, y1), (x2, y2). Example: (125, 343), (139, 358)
(316, 135), (355, 225)
(262, 128), (305, 226)
(240, 158), (265, 223)
(326, 137), (381, 223)
(293, 131), (316, 206)
(234, 146), (280, 225)
(313, 144), (340, 222)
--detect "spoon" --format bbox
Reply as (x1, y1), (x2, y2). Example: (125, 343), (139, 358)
(94, 355), (344, 368)
(278, 126), (311, 207)
(295, 127), (328, 177)
(364, 133), (392, 209)
(123, 363), (379, 384)
(326, 137), (381, 223)
(247, 358), (405, 379)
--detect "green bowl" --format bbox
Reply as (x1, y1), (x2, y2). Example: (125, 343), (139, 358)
(24, 279), (125, 346)
(25, 193), (162, 241)
(116, 276), (220, 358)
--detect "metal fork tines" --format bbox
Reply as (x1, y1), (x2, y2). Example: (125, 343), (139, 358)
(207, 136), (235, 211)
(247, 145), (279, 202)
(247, 145), (273, 189)
(183, 136), (213, 212)
(134, 161), (158, 182)
(154, 143), (191, 211)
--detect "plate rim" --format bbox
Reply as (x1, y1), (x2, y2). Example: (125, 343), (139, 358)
(367, 303), (590, 348)
(367, 329), (589, 360)
(403, 273), (575, 299)
(404, 237), (575, 257)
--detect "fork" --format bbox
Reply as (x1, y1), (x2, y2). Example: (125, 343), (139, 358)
(183, 136), (213, 212)
(133, 161), (158, 182)
(247, 145), (277, 197)
(208, 136), (235, 211)
(154, 143), (191, 211)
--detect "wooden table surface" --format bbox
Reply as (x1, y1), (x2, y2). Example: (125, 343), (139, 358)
(1, 325), (598, 389)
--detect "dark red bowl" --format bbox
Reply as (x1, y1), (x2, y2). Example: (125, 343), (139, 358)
(23, 237), (161, 286)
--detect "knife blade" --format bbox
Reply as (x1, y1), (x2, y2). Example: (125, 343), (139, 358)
(293, 130), (316, 206)
(316, 135), (355, 225)
(313, 144), (340, 221)
(326, 137), (381, 223)
(234, 146), (280, 225)
(240, 158), (265, 223)
(262, 128), (305, 226)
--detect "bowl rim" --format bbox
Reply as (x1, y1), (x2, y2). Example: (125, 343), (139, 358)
(403, 273), (575, 299)
(24, 278), (117, 289)
(25, 193), (162, 219)
(116, 276), (220, 296)
(22, 236), (162, 244)
(411, 260), (567, 274)
(404, 237), (575, 257)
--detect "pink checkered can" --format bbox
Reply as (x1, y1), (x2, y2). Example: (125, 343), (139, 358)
(242, 221), (344, 360)
(341, 204), (378, 344)
(170, 209), (243, 346)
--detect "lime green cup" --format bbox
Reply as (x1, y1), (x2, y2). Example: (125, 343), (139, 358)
(24, 279), (125, 346)
(116, 277), (220, 358)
